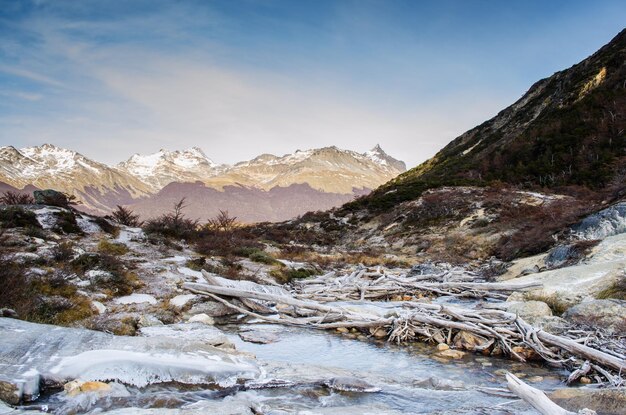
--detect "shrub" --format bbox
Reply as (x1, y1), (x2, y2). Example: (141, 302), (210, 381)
(196, 211), (263, 257)
(52, 210), (83, 235)
(0, 262), (94, 325)
(110, 205), (142, 227)
(596, 276), (626, 300)
(0, 258), (35, 318)
(185, 257), (207, 271)
(71, 252), (125, 275)
(205, 210), (237, 232)
(24, 225), (47, 239)
(51, 241), (75, 262)
(248, 250), (279, 265)
(93, 217), (119, 236)
(0, 206), (41, 229)
(270, 267), (317, 284)
(97, 239), (129, 255)
(34, 190), (80, 208)
(92, 270), (141, 297)
(0, 191), (34, 205)
(143, 198), (198, 239)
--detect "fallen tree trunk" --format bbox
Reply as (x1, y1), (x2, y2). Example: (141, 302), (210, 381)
(183, 280), (625, 382)
(506, 372), (595, 415)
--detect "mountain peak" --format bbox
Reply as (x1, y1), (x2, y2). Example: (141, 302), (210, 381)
(363, 144), (406, 171)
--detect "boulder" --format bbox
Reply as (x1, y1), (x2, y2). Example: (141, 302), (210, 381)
(238, 329), (278, 344)
(532, 316), (570, 335)
(186, 300), (237, 318)
(563, 299), (626, 334)
(368, 327), (388, 339)
(506, 301), (553, 324)
(33, 189), (69, 207)
(452, 331), (489, 351)
(435, 349), (465, 359)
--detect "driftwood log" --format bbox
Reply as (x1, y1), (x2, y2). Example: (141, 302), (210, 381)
(184, 267), (626, 385)
(506, 373), (596, 415)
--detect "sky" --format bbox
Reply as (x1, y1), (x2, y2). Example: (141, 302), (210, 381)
(0, 0), (625, 168)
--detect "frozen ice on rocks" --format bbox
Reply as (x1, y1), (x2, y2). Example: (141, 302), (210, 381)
(139, 323), (231, 348)
(11, 252), (41, 263)
(114, 294), (157, 305)
(49, 349), (255, 388)
(0, 318), (259, 404)
(85, 270), (114, 281)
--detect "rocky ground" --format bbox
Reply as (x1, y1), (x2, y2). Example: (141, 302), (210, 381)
(0, 200), (625, 414)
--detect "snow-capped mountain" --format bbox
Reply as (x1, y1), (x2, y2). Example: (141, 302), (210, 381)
(206, 145), (406, 194)
(0, 144), (151, 212)
(0, 143), (405, 221)
(117, 147), (225, 191)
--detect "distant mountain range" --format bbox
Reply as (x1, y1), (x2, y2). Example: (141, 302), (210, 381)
(0, 143), (405, 222)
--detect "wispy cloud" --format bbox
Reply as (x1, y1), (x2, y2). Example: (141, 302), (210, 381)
(0, 65), (64, 88)
(1, 0), (625, 167)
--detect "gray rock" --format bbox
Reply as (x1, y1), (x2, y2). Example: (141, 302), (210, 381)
(520, 265), (540, 276)
(563, 299), (626, 334)
(409, 262), (446, 276)
(186, 300), (237, 318)
(323, 377), (380, 393)
(533, 316), (570, 335)
(572, 201), (626, 240)
(550, 387), (626, 415)
(33, 189), (68, 207)
(137, 314), (163, 328)
(238, 329), (279, 344)
(506, 301), (553, 324)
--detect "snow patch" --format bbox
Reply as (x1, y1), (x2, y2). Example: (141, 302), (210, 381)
(76, 215), (101, 234)
(114, 294), (157, 305)
(170, 294), (197, 307)
(177, 267), (204, 282)
(34, 206), (63, 229)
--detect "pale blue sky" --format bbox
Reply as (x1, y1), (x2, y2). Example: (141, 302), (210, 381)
(1, 0), (625, 167)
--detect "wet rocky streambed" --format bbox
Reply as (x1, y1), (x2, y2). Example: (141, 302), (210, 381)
(2, 313), (604, 415)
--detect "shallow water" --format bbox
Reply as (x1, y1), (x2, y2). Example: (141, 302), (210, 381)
(20, 319), (570, 414)
(218, 323), (568, 414)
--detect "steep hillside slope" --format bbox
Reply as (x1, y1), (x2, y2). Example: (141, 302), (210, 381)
(347, 29), (626, 213)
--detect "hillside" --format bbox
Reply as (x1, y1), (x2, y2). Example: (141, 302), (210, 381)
(346, 29), (626, 213)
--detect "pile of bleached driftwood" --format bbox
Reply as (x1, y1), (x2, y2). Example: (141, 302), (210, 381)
(183, 266), (626, 388)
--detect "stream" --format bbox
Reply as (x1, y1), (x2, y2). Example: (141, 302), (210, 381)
(11, 318), (571, 415)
